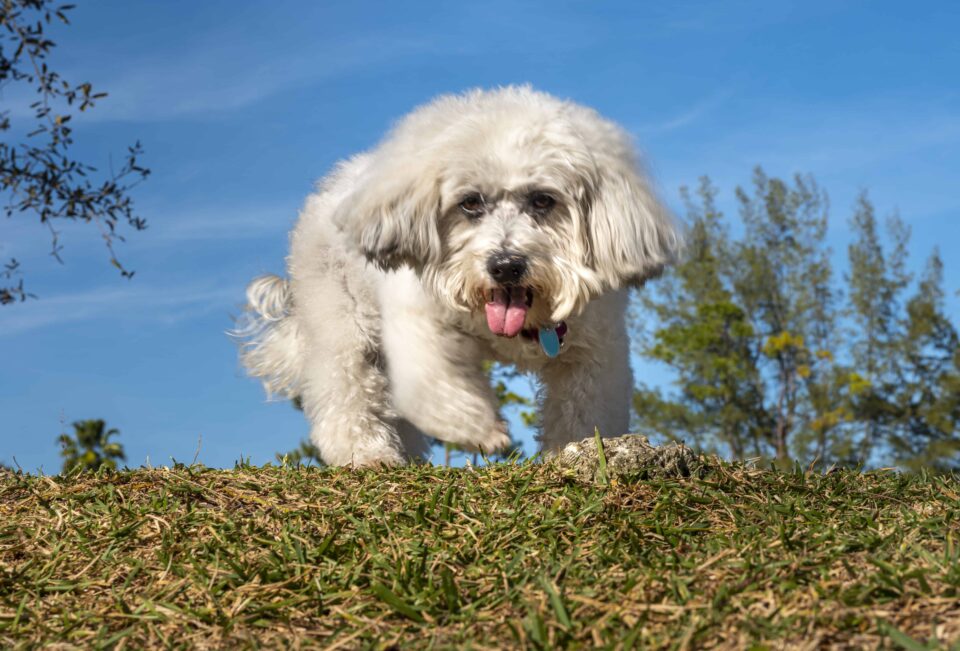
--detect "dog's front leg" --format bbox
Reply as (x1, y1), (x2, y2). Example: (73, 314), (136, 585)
(381, 307), (510, 455)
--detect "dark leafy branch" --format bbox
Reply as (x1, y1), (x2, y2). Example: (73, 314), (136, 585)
(0, 0), (150, 304)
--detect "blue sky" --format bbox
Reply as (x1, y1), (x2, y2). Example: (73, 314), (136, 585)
(2, 0), (959, 472)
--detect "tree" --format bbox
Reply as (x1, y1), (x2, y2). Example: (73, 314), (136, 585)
(888, 250), (960, 471)
(634, 179), (771, 460)
(58, 418), (126, 473)
(1, 0), (150, 305)
(636, 170), (960, 471)
(732, 170), (841, 463)
(845, 196), (912, 463)
(636, 171), (855, 466)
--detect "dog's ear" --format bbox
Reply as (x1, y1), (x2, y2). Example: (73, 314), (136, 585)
(586, 156), (680, 288)
(333, 155), (442, 271)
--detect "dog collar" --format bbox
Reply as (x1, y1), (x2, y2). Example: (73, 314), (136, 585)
(520, 321), (568, 357)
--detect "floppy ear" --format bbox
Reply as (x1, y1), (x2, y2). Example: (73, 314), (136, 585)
(333, 155), (443, 271)
(587, 158), (680, 288)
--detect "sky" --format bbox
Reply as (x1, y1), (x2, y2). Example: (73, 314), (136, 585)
(2, 0), (959, 472)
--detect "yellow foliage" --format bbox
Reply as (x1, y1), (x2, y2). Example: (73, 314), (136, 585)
(845, 372), (872, 396)
(763, 331), (807, 357)
(811, 407), (851, 433)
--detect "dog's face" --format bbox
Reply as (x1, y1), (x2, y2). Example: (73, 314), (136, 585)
(433, 159), (594, 335)
(334, 87), (679, 336)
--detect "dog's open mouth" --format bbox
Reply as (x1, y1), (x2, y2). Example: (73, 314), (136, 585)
(485, 286), (533, 337)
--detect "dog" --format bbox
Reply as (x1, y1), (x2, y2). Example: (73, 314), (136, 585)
(235, 86), (679, 466)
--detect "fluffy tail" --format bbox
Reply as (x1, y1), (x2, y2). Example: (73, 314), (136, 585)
(231, 274), (304, 399)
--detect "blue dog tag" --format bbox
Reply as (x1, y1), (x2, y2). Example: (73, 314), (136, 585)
(539, 327), (561, 358)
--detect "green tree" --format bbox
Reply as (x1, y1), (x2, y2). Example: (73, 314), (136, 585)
(845, 196), (912, 463)
(732, 170), (840, 463)
(633, 179), (769, 459)
(1, 0), (150, 304)
(58, 419), (126, 473)
(636, 170), (959, 470)
(888, 250), (960, 471)
(637, 171), (853, 466)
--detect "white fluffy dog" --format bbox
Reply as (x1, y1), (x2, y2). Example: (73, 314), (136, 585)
(236, 86), (679, 467)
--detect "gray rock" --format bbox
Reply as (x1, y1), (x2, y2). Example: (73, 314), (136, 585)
(552, 434), (708, 483)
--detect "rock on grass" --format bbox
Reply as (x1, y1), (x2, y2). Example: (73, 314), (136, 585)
(552, 433), (710, 483)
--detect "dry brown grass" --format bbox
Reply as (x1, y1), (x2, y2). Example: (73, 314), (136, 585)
(1, 462), (958, 649)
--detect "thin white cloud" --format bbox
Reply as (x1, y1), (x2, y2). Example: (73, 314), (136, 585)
(49, 1), (601, 125)
(0, 282), (240, 336)
(142, 202), (300, 244)
(635, 89), (735, 137)
(713, 107), (960, 208)
(650, 96), (960, 202)
(65, 32), (439, 123)
(4, 200), (299, 262)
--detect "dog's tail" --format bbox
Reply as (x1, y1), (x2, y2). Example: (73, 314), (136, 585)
(231, 274), (304, 399)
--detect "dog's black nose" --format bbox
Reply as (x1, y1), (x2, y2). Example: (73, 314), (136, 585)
(486, 254), (528, 284)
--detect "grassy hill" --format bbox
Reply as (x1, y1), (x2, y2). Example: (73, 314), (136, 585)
(1, 461), (958, 649)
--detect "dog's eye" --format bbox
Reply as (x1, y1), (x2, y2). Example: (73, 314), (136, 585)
(459, 193), (484, 216)
(530, 192), (555, 212)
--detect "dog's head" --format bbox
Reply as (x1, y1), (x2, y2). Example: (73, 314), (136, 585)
(333, 86), (680, 335)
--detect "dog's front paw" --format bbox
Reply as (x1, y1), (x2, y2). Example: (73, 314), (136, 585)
(348, 449), (406, 469)
(469, 420), (512, 455)
(350, 457), (403, 469)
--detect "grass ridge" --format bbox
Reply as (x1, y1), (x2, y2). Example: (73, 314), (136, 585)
(1, 462), (958, 649)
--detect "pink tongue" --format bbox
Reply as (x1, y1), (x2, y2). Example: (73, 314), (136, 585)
(485, 287), (528, 337)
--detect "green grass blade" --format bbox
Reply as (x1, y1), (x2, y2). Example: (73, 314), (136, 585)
(539, 576), (571, 629)
(370, 583), (425, 623)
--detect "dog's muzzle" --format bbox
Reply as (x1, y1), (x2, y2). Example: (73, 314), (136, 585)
(483, 252), (532, 338)
(481, 252), (568, 355)
(485, 253), (528, 285)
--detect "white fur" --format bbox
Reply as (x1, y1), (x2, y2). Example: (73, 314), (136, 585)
(235, 86), (679, 466)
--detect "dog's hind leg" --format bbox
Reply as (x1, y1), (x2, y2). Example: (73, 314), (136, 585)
(293, 264), (415, 467)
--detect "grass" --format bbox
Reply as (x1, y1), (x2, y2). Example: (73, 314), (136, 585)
(1, 460), (958, 649)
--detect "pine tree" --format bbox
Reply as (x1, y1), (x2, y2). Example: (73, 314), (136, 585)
(635, 176), (771, 461)
(845, 196), (912, 463)
(637, 170), (868, 467)
(888, 250), (960, 471)
(635, 171), (958, 470)
(731, 170), (840, 463)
